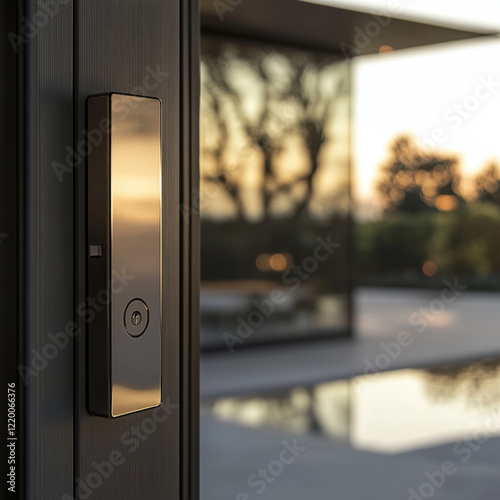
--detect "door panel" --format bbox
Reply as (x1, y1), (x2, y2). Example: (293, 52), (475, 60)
(75, 1), (181, 499)
(22, 0), (75, 498)
(12, 0), (199, 498)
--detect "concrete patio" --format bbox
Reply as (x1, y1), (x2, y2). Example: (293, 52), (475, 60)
(201, 415), (500, 500)
(201, 287), (500, 499)
(201, 287), (500, 399)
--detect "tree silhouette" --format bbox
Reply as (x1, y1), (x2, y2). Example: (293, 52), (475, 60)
(424, 359), (500, 410)
(473, 161), (500, 205)
(377, 135), (463, 213)
(200, 38), (349, 221)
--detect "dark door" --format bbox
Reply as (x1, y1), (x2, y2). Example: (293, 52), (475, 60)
(1, 1), (199, 499)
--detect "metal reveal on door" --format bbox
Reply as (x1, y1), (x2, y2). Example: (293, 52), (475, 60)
(86, 93), (162, 417)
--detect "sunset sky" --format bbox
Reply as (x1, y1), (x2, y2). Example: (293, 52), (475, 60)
(202, 2), (500, 220)
(354, 36), (500, 217)
(309, 0), (500, 217)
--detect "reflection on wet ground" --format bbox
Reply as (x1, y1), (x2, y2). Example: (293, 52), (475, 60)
(202, 358), (500, 499)
(203, 359), (500, 454)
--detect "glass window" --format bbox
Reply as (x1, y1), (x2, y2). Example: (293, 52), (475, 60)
(200, 35), (352, 350)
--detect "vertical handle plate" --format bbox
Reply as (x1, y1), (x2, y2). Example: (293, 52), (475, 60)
(87, 93), (162, 417)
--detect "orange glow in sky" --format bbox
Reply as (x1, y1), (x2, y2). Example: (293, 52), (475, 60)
(354, 37), (500, 218)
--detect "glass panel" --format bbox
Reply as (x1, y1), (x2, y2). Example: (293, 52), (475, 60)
(200, 35), (352, 350)
(200, 9), (500, 500)
(355, 39), (500, 291)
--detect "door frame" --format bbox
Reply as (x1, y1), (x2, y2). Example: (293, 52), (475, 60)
(1, 1), (200, 499)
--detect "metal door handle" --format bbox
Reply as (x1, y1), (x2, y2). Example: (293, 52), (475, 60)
(86, 93), (162, 417)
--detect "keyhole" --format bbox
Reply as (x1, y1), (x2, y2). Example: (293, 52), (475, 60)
(131, 311), (142, 326)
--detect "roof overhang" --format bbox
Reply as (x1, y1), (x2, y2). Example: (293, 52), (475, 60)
(201, 0), (496, 55)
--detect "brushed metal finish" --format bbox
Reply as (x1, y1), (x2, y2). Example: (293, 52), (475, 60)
(110, 94), (162, 417)
(124, 298), (150, 337)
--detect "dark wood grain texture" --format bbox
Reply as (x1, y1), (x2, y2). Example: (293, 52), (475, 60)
(1, 2), (24, 500)
(16, 1), (198, 497)
(75, 1), (186, 499)
(22, 0), (75, 499)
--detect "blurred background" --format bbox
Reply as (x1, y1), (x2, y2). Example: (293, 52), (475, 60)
(198, 1), (500, 498)
(200, 35), (351, 348)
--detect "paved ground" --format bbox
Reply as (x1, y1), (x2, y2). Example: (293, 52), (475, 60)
(201, 288), (500, 398)
(201, 288), (500, 499)
(201, 416), (500, 500)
